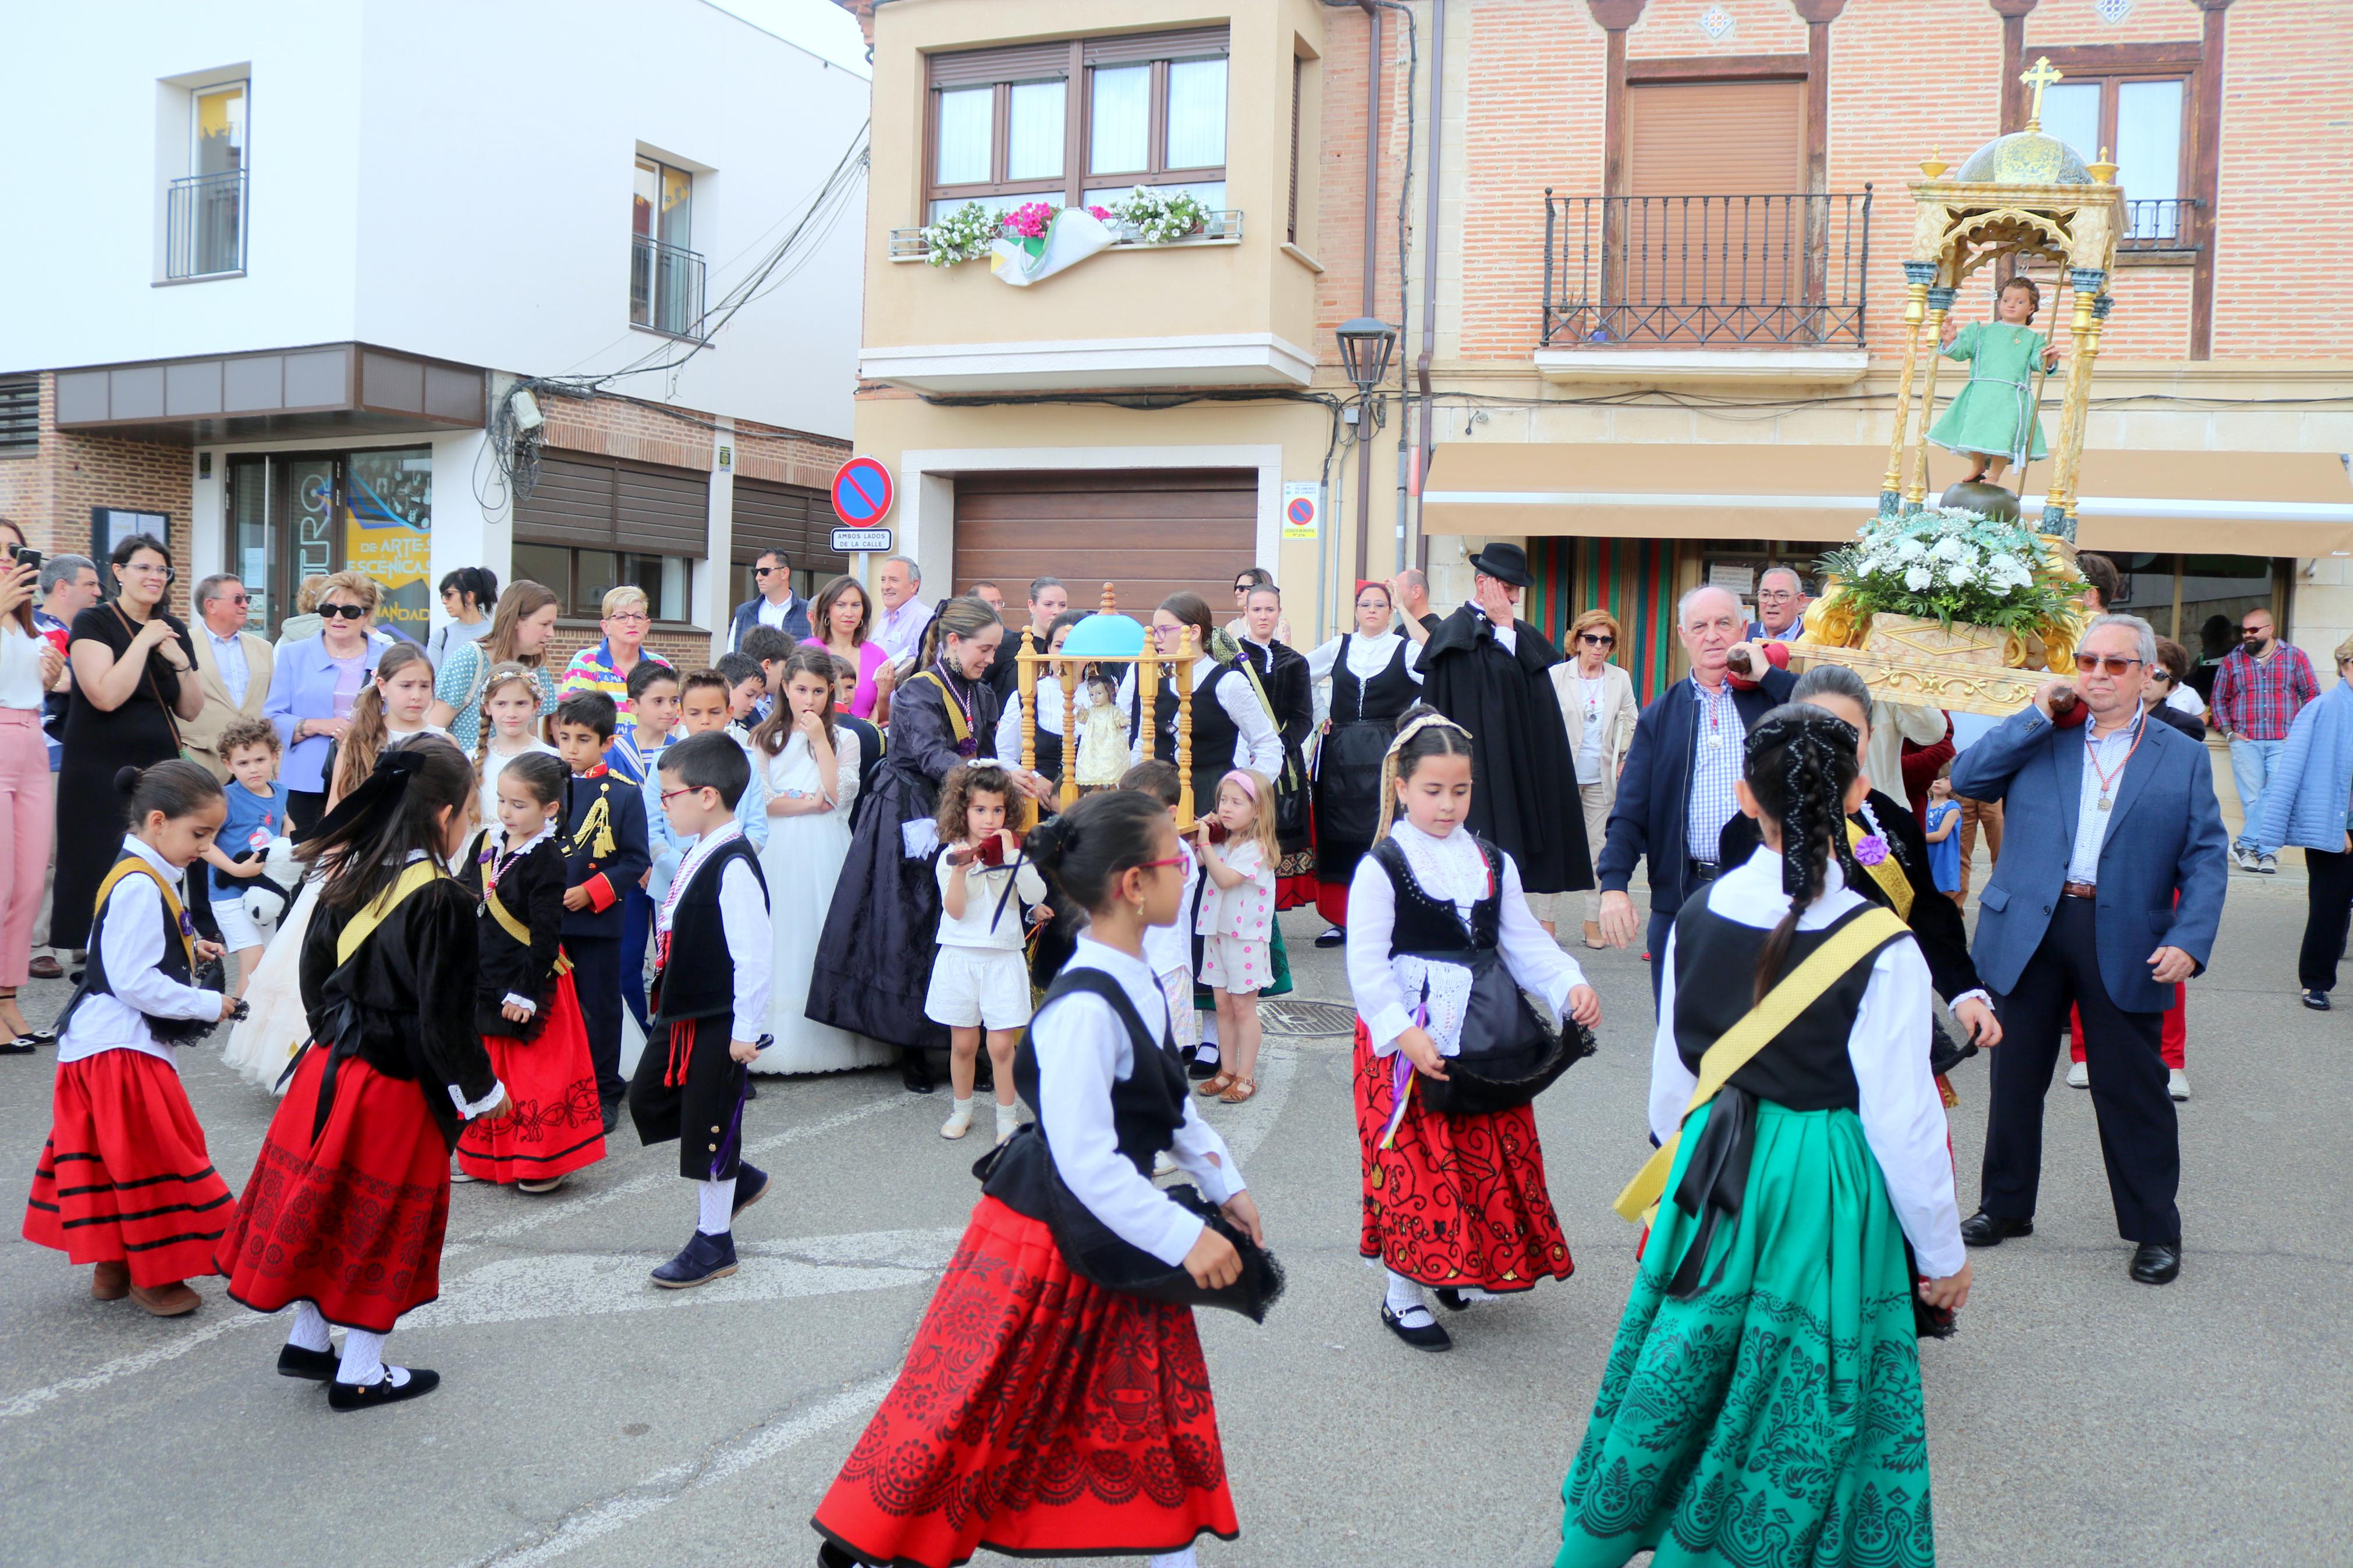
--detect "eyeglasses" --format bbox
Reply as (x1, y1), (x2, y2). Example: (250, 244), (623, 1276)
(1578, 632), (1616, 647)
(320, 603), (368, 620)
(606, 611), (651, 626)
(213, 593), (251, 607)
(1137, 855), (1187, 872)
(2241, 626), (2268, 638)
(2074, 652), (2143, 675)
(121, 562), (175, 581)
(658, 786), (705, 805)
(755, 567), (780, 578)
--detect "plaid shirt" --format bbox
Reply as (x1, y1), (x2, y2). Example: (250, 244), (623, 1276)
(1685, 677), (1745, 864)
(2211, 642), (2317, 741)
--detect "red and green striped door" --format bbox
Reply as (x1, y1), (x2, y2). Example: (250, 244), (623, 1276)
(1528, 537), (1679, 705)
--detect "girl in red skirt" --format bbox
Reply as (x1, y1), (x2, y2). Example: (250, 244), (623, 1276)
(813, 789), (1268, 1568)
(23, 762), (238, 1317)
(1346, 708), (1602, 1352)
(455, 752), (604, 1191)
(217, 737), (510, 1412)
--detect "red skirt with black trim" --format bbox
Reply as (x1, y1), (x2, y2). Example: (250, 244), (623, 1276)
(1353, 1021), (1574, 1292)
(215, 1047), (450, 1333)
(22, 1049), (233, 1288)
(455, 970), (606, 1183)
(812, 1194), (1239, 1568)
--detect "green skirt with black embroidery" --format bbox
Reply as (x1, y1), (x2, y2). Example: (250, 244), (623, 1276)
(1555, 1100), (1936, 1568)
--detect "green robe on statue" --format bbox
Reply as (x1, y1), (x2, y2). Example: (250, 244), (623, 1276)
(1926, 320), (2049, 464)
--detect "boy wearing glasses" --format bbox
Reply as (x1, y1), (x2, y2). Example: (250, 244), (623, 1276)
(554, 691), (652, 1129)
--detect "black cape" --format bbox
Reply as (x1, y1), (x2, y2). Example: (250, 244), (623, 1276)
(1419, 606), (1592, 895)
(805, 669), (1000, 1052)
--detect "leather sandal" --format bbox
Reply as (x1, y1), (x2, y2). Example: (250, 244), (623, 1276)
(1218, 1077), (1258, 1104)
(1195, 1069), (1238, 1098)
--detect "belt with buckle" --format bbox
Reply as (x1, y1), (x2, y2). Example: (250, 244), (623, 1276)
(1689, 860), (1720, 884)
(2062, 880), (2097, 899)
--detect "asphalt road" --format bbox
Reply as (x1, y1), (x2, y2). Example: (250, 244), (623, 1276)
(2, 859), (2348, 1567)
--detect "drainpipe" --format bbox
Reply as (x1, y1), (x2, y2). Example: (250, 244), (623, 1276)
(1353, 0), (1381, 589)
(1412, 0), (1445, 573)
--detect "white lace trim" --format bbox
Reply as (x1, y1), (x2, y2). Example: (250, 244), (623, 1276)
(1393, 954), (1474, 1058)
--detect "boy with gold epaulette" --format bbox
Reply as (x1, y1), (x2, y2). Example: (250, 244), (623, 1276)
(554, 691), (650, 1132)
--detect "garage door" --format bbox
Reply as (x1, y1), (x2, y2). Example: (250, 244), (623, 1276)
(952, 470), (1258, 618)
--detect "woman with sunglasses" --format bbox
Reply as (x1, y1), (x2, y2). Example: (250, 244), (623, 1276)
(264, 571), (382, 830)
(52, 534), (203, 959)
(1549, 610), (1639, 950)
(1304, 581), (1424, 944)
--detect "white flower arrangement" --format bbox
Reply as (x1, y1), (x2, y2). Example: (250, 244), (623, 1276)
(1820, 506), (2070, 635)
(921, 201), (999, 266)
(1112, 186), (1212, 245)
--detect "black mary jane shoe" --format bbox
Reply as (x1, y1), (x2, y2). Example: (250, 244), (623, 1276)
(1381, 1303), (1453, 1352)
(328, 1367), (441, 1411)
(732, 1162), (771, 1220)
(276, 1343), (340, 1382)
(0, 1037), (34, 1056)
(1186, 1050), (1222, 1083)
(1314, 925), (1347, 949)
(2129, 1242), (2181, 1285)
(1958, 1210), (2033, 1248)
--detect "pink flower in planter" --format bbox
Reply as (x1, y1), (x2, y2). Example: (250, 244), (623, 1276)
(1002, 201), (1056, 239)
(1086, 205), (1112, 221)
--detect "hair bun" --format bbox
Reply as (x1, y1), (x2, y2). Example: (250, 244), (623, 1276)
(1024, 812), (1073, 869)
(113, 765), (141, 796)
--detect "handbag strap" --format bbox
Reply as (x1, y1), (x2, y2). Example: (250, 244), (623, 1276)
(1613, 905), (1907, 1226)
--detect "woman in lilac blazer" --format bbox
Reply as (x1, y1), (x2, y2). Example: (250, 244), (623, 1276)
(265, 573), (380, 828)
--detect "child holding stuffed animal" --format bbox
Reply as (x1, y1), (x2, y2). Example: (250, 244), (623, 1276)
(925, 762), (1046, 1145)
(199, 717), (290, 999)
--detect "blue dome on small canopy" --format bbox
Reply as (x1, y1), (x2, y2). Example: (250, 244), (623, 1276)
(1060, 613), (1146, 659)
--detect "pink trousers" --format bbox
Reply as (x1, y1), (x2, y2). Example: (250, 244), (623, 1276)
(0, 710), (54, 988)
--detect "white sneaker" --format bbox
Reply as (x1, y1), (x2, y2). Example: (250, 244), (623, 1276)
(2231, 846), (2254, 870)
(939, 1101), (974, 1140)
(2168, 1068), (2190, 1101)
(2066, 1059), (2090, 1089)
(2258, 853), (2278, 874)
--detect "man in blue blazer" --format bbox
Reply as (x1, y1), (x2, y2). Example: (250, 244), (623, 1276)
(1597, 584), (1796, 1004)
(726, 550), (812, 650)
(1950, 613), (2228, 1286)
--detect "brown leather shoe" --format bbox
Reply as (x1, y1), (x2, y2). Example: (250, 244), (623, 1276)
(27, 955), (62, 980)
(91, 1260), (130, 1301)
(129, 1281), (201, 1317)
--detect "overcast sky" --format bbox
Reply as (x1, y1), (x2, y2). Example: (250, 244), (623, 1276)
(706, 0), (871, 76)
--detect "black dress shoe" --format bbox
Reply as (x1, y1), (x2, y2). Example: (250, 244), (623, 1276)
(328, 1367), (441, 1410)
(0, 1036), (33, 1055)
(2130, 1242), (2181, 1285)
(817, 1542), (862, 1567)
(901, 1054), (935, 1094)
(651, 1229), (738, 1289)
(732, 1162), (771, 1219)
(276, 1342), (340, 1381)
(1380, 1303), (1452, 1352)
(600, 1100), (623, 1137)
(1315, 925), (1347, 949)
(743, 1080), (760, 1101)
(1959, 1211), (2034, 1247)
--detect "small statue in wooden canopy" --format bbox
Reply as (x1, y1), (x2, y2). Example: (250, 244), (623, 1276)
(1016, 582), (1201, 825)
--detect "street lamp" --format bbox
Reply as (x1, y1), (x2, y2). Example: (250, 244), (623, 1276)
(1336, 318), (1397, 581)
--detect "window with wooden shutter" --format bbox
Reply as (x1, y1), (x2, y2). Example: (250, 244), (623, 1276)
(1623, 81), (1805, 337)
(513, 454), (707, 621)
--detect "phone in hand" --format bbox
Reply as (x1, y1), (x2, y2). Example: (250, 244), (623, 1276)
(8, 546), (40, 572)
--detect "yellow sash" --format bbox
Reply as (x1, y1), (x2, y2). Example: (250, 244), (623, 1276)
(910, 670), (971, 745)
(93, 858), (196, 972)
(1847, 819), (1914, 921)
(482, 877), (573, 975)
(336, 860), (444, 967)
(1614, 906), (1908, 1226)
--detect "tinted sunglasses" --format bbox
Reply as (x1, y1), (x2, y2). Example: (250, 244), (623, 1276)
(1579, 632), (1616, 647)
(320, 603), (369, 620)
(2074, 653), (2142, 676)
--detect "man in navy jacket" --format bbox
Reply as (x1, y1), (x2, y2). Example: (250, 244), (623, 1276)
(726, 550), (812, 650)
(1950, 613), (2228, 1286)
(1596, 584), (1796, 1004)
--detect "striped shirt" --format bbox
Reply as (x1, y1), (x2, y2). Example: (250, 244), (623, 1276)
(558, 640), (675, 748)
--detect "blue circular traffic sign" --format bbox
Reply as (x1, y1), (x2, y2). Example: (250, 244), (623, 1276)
(832, 457), (895, 526)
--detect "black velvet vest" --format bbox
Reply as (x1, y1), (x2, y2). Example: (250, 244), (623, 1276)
(1374, 833), (1503, 957)
(1670, 897), (1894, 1112)
(1012, 968), (1187, 1179)
(650, 835), (769, 1029)
(58, 859), (207, 1044)
(1332, 635), (1420, 728)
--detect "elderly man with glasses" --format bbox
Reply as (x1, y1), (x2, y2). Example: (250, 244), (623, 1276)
(182, 573), (275, 782)
(2211, 606), (2318, 873)
(1948, 613), (2228, 1286)
(1745, 566), (1809, 643)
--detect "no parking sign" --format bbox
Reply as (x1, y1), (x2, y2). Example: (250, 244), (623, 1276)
(831, 457), (895, 528)
(1281, 481), (1322, 540)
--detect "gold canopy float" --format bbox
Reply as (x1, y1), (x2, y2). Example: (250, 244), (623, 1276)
(1016, 582), (1201, 826)
(1795, 57), (2114, 716)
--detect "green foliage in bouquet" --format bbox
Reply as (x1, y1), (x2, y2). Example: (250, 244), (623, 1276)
(1818, 507), (2079, 636)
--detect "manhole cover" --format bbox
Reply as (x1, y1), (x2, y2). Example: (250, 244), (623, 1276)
(1261, 1000), (1357, 1038)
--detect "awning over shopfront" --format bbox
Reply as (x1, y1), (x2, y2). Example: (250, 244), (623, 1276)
(52, 343), (485, 446)
(1422, 443), (2353, 557)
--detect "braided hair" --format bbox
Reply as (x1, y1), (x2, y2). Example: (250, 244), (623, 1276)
(1742, 703), (1862, 1004)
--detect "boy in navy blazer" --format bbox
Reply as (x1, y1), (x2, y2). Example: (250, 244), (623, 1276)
(1950, 613), (2228, 1285)
(554, 691), (652, 1129)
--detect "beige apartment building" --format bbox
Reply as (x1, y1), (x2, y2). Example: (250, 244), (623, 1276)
(839, 0), (2350, 701)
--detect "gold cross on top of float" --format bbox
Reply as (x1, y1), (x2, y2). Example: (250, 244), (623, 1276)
(2020, 56), (2064, 130)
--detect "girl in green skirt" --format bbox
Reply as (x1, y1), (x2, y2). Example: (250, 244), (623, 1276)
(1555, 705), (1970, 1568)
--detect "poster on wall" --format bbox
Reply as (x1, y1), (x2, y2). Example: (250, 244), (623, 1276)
(343, 450), (432, 641)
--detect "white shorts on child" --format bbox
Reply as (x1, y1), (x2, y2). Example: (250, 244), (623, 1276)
(1157, 968), (1200, 1050)
(925, 945), (1034, 1031)
(210, 896), (265, 952)
(1198, 935), (1269, 995)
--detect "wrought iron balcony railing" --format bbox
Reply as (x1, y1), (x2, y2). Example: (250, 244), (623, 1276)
(1542, 189), (1873, 349)
(2118, 197), (2200, 253)
(166, 169), (246, 280)
(630, 234), (707, 337)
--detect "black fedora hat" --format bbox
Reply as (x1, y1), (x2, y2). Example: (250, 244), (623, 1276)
(1465, 541), (1534, 588)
